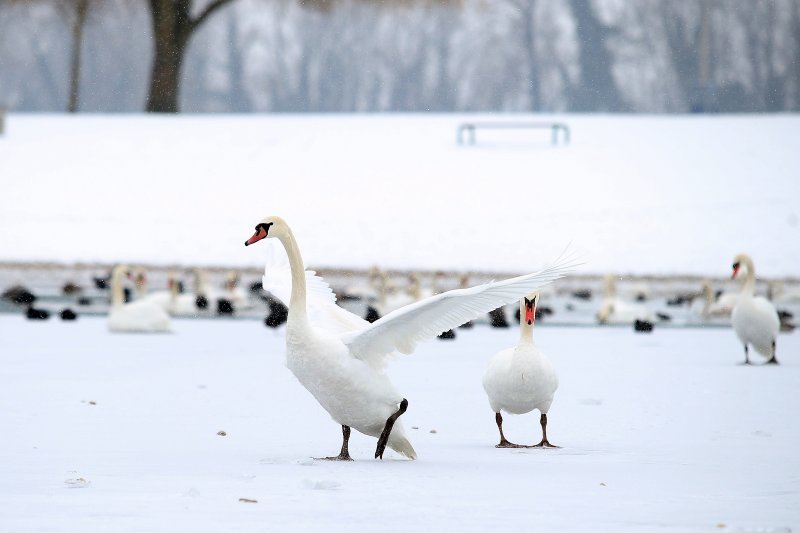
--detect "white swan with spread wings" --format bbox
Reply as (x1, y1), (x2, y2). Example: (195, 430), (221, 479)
(245, 216), (578, 460)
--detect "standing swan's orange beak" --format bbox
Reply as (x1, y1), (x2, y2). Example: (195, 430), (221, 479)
(524, 296), (536, 325)
(245, 225), (268, 246)
(731, 263), (740, 280)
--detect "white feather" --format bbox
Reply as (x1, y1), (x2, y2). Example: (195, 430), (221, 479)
(261, 241), (366, 335)
(342, 252), (581, 367)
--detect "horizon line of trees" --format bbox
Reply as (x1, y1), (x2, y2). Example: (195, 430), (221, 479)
(1, 0), (798, 114)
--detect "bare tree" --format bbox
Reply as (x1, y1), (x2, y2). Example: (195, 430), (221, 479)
(67, 0), (89, 112)
(506, 0), (540, 111)
(7, 0), (97, 111)
(566, 0), (626, 112)
(145, 0), (238, 113)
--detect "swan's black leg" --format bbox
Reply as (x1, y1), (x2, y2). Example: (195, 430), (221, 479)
(740, 344), (752, 365)
(316, 425), (353, 461)
(531, 413), (560, 448)
(375, 399), (408, 459)
(766, 340), (779, 365)
(495, 412), (523, 448)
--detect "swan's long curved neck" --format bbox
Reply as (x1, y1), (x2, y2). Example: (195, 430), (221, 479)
(518, 300), (534, 344)
(111, 266), (127, 308)
(739, 257), (756, 297)
(604, 274), (616, 300)
(702, 282), (713, 315)
(170, 274), (179, 303)
(134, 271), (147, 299)
(277, 227), (308, 325)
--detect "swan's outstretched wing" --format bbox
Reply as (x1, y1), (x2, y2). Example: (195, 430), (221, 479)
(261, 241), (367, 334)
(342, 253), (580, 367)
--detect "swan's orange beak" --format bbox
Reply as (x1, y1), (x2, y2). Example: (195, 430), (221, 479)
(524, 297), (536, 325)
(731, 264), (740, 279)
(245, 226), (267, 246)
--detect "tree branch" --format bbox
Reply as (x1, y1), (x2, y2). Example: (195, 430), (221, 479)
(190, 0), (236, 32)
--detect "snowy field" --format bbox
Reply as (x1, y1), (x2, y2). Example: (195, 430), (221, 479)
(1, 315), (798, 532)
(1, 114), (799, 276)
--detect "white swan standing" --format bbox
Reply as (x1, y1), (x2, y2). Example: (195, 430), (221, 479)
(245, 216), (577, 460)
(483, 292), (559, 448)
(596, 274), (654, 325)
(108, 265), (171, 333)
(223, 271), (252, 311)
(704, 280), (738, 318)
(167, 273), (201, 316)
(138, 271), (199, 316)
(730, 254), (780, 365)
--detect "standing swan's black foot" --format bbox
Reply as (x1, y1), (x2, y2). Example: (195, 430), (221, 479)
(375, 399), (408, 459)
(493, 412), (523, 448)
(765, 341), (779, 365)
(496, 440), (525, 449)
(316, 425), (354, 461)
(530, 413), (560, 448)
(739, 344), (752, 365)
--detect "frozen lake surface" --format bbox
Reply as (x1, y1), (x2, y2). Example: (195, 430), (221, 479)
(1, 316), (797, 532)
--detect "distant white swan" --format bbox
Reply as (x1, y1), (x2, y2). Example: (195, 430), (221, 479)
(222, 270), (252, 311)
(690, 279), (737, 320)
(138, 271), (199, 316)
(483, 292), (559, 448)
(730, 254), (780, 365)
(245, 216), (578, 460)
(596, 274), (654, 325)
(108, 265), (171, 333)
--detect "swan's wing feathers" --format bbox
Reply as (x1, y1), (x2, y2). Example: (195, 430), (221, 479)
(343, 253), (580, 364)
(262, 263), (336, 306)
(261, 251), (365, 335)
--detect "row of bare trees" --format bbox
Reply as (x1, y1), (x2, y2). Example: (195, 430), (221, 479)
(4, 0), (237, 112)
(1, 0), (798, 113)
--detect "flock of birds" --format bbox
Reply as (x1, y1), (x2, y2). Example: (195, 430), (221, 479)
(2, 215), (794, 459)
(106, 267), (251, 333)
(240, 216), (790, 458)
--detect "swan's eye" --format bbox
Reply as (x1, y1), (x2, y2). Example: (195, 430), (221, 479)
(255, 222), (273, 235)
(732, 262), (740, 270)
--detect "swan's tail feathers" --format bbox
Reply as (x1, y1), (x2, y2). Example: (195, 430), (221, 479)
(388, 435), (417, 460)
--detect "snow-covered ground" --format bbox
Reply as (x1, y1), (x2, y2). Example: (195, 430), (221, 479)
(1, 315), (797, 532)
(1, 114), (798, 276)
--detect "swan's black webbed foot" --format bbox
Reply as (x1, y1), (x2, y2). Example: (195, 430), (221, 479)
(315, 425), (354, 461)
(496, 439), (525, 449)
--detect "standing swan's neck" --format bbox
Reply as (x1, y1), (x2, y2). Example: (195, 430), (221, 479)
(739, 256), (756, 298)
(111, 266), (127, 308)
(276, 227), (308, 325)
(170, 274), (179, 304)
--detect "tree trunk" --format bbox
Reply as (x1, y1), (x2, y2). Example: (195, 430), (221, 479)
(146, 36), (188, 112)
(146, 0), (190, 113)
(67, 0), (89, 113)
(519, 0), (540, 112)
(567, 0), (626, 112)
(793, 1), (800, 109)
(145, 0), (237, 113)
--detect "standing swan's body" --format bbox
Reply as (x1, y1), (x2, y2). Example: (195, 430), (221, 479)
(245, 216), (577, 460)
(730, 254), (780, 365)
(108, 265), (171, 333)
(596, 274), (654, 325)
(141, 272), (200, 316)
(483, 292), (559, 448)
